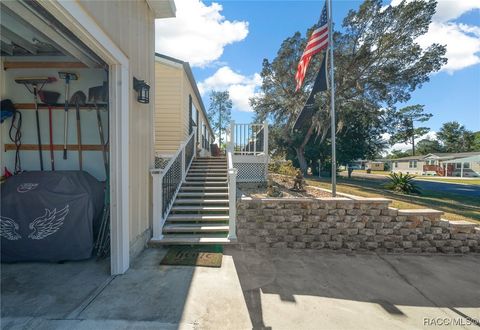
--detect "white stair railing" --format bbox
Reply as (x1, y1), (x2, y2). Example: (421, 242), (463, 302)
(228, 121), (269, 183)
(227, 147), (237, 240)
(150, 131), (195, 240)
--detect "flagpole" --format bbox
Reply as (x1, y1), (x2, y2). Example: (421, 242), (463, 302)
(327, 0), (336, 197)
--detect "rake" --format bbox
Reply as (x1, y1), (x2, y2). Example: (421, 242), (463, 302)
(15, 77), (56, 170)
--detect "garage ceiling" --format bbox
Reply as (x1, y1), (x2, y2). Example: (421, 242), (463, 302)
(0, 0), (106, 68)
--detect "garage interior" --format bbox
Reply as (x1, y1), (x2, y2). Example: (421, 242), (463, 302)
(1, 1), (114, 315)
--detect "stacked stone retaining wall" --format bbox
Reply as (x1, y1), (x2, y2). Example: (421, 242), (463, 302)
(236, 197), (480, 253)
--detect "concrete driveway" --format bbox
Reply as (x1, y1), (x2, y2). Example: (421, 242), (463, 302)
(2, 248), (480, 329)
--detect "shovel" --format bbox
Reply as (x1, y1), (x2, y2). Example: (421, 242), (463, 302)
(69, 91), (86, 170)
(38, 91), (61, 170)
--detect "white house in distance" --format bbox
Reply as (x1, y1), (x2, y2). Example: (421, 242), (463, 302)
(391, 152), (480, 177)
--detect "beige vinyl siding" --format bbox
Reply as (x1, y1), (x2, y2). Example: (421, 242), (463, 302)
(154, 60), (214, 156)
(154, 63), (183, 154)
(393, 160), (425, 175)
(79, 0), (155, 247)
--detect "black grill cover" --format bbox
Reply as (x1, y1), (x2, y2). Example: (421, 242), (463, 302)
(1, 171), (104, 262)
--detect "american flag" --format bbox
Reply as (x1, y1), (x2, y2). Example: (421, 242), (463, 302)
(295, 2), (329, 92)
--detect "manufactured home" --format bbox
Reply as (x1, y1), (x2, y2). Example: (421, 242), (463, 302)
(153, 53), (215, 161)
(391, 152), (480, 177)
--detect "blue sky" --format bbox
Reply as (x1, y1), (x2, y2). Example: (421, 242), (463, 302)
(156, 0), (480, 147)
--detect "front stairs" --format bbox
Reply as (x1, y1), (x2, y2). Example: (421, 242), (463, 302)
(156, 157), (234, 244)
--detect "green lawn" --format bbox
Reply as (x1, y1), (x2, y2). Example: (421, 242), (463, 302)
(414, 177), (480, 185)
(304, 175), (480, 224)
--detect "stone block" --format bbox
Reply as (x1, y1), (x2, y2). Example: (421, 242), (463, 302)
(327, 241), (342, 249)
(440, 246), (455, 253)
(307, 228), (323, 235)
(449, 240), (463, 247)
(265, 236), (279, 243)
(300, 235), (315, 242)
(310, 241), (326, 249)
(402, 241), (413, 248)
(289, 242), (306, 249)
(405, 248), (421, 253)
(346, 228), (359, 235)
(318, 234), (331, 242)
(271, 242), (288, 248)
(275, 229), (288, 236)
(366, 242), (378, 249)
(377, 228), (394, 235)
(290, 228), (306, 236)
(345, 241), (360, 249)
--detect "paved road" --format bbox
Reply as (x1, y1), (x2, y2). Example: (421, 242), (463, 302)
(340, 172), (480, 198)
(413, 180), (480, 198)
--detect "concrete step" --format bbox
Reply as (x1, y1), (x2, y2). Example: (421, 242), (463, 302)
(166, 214), (230, 222)
(149, 235), (235, 245)
(186, 177), (227, 181)
(180, 186), (228, 191)
(174, 199), (229, 205)
(163, 224), (229, 233)
(170, 206), (229, 212)
(177, 192), (229, 198)
(187, 172), (226, 176)
(183, 181), (228, 186)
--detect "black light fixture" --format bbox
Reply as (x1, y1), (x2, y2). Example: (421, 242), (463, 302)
(133, 77), (150, 104)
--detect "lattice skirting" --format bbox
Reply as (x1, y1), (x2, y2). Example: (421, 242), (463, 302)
(234, 162), (268, 182)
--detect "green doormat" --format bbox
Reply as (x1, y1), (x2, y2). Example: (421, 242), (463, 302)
(160, 245), (223, 268)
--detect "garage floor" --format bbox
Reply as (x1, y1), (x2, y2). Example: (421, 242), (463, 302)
(1, 248), (480, 329)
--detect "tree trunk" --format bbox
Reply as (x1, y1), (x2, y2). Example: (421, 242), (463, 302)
(295, 147), (308, 174)
(412, 135), (415, 156)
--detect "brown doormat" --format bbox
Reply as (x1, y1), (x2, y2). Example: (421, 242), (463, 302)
(160, 245), (223, 268)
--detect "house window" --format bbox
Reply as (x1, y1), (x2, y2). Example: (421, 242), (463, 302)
(394, 162), (398, 168)
(456, 163), (461, 169)
(189, 95), (198, 135)
(464, 162), (470, 169)
(409, 161), (417, 168)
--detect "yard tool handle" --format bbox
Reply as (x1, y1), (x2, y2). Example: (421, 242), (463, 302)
(33, 86), (44, 171)
(76, 102), (82, 170)
(95, 103), (108, 176)
(63, 80), (70, 159)
(48, 106), (55, 170)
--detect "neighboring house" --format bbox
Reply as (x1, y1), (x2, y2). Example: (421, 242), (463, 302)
(154, 53), (214, 160)
(391, 152), (480, 177)
(366, 161), (385, 171)
(1, 0), (176, 274)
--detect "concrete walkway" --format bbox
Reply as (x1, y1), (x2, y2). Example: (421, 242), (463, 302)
(2, 248), (480, 329)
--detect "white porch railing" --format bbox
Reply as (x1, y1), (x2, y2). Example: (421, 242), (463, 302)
(227, 121), (269, 182)
(150, 131), (196, 240)
(227, 149), (237, 239)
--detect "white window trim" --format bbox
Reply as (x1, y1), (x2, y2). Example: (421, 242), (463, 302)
(42, 1), (130, 275)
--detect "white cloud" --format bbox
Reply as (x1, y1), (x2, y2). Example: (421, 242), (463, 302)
(155, 0), (249, 67)
(383, 132), (438, 153)
(198, 66), (262, 112)
(390, 0), (480, 73)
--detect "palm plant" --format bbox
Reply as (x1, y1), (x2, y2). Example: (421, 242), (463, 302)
(385, 173), (421, 194)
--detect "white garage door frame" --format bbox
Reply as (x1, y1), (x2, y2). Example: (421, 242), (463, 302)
(40, 1), (130, 275)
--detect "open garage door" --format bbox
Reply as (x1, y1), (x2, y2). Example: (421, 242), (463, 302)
(1, 0), (112, 266)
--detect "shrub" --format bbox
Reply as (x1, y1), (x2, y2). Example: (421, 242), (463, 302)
(269, 160), (298, 177)
(385, 173), (421, 194)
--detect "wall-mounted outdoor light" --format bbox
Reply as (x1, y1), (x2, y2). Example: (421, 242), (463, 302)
(133, 77), (150, 104)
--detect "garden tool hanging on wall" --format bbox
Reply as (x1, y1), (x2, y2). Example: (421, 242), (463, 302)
(58, 72), (78, 160)
(38, 91), (60, 171)
(15, 77), (56, 170)
(69, 91), (86, 170)
(88, 82), (109, 176)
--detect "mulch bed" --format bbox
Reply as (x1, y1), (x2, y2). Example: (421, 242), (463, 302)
(240, 173), (331, 198)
